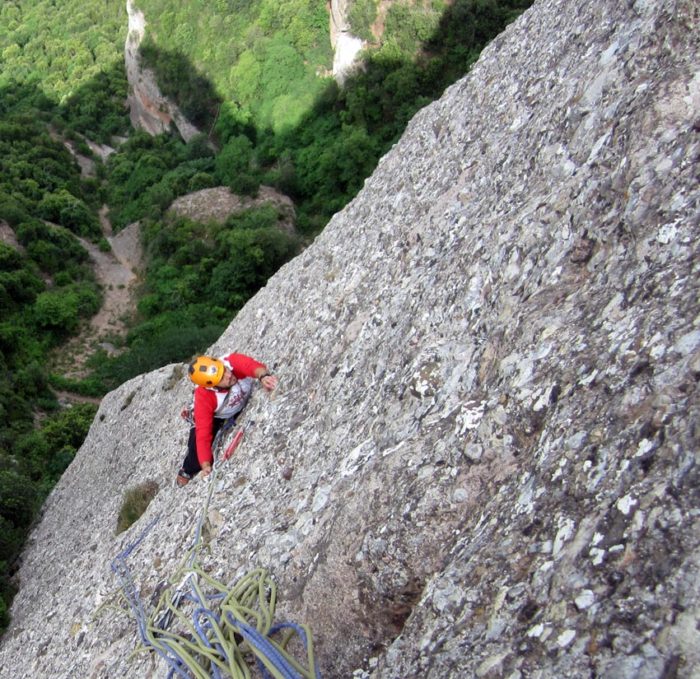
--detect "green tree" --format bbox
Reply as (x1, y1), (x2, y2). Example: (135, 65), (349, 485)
(0, 517), (23, 563)
(349, 0), (378, 42)
(229, 51), (262, 104)
(0, 470), (37, 528)
(33, 285), (100, 340)
(41, 403), (97, 453)
(215, 135), (254, 185)
(12, 431), (50, 482)
(33, 290), (82, 336)
(37, 188), (101, 236)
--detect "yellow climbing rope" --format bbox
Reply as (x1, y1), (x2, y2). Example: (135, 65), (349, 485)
(143, 566), (319, 679)
(113, 425), (321, 679)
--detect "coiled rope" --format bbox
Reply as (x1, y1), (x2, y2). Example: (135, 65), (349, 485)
(111, 420), (322, 679)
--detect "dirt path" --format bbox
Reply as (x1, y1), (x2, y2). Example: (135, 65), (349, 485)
(52, 209), (143, 380)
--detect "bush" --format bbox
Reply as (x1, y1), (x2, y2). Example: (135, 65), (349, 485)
(41, 403), (98, 454)
(16, 220), (90, 276)
(348, 0), (378, 42)
(0, 588), (9, 632)
(48, 373), (106, 398)
(188, 172), (216, 192)
(215, 135), (254, 185)
(0, 470), (38, 528)
(0, 517), (24, 563)
(10, 403), (97, 486)
(12, 431), (50, 481)
(184, 134), (214, 161)
(116, 480), (159, 534)
(229, 173), (260, 197)
(0, 244), (45, 312)
(37, 189), (100, 238)
(44, 446), (76, 487)
(0, 197), (29, 226)
(13, 361), (48, 400)
(33, 284), (101, 340)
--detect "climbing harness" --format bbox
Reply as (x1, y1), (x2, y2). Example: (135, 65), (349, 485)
(181, 405), (250, 464)
(111, 422), (321, 679)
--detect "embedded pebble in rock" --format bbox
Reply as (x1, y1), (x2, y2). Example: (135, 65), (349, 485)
(574, 589), (595, 611)
(0, 0), (698, 677)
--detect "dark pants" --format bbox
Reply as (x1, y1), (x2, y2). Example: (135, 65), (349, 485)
(181, 417), (227, 477)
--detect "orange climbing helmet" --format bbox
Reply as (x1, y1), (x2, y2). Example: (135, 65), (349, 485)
(189, 356), (225, 387)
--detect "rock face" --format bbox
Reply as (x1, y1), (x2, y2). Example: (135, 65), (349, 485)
(1, 0), (699, 677)
(124, 0), (200, 141)
(330, 0), (365, 82)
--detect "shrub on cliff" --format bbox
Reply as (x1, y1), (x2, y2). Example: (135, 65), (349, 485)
(116, 480), (159, 534)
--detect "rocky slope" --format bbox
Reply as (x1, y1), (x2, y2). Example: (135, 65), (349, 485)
(1, 0), (698, 677)
(51, 217), (142, 379)
(168, 185), (296, 234)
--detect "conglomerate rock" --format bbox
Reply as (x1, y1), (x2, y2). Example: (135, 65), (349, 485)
(167, 186), (297, 233)
(1, 0), (698, 677)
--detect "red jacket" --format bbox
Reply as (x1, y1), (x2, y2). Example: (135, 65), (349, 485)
(193, 353), (266, 465)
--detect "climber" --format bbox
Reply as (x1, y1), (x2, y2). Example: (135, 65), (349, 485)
(176, 353), (278, 486)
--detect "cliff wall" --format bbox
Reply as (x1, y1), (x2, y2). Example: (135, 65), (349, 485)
(124, 0), (200, 141)
(1, 0), (698, 677)
(330, 0), (364, 82)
